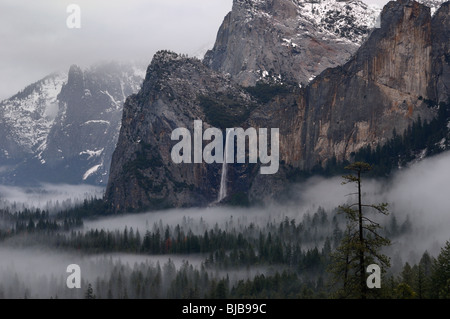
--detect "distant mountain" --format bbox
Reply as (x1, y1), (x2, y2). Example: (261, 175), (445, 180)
(0, 62), (146, 186)
(0, 72), (66, 161)
(204, 0), (382, 86)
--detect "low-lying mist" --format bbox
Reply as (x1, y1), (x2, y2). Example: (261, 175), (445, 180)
(0, 246), (272, 299)
(0, 151), (449, 298)
(0, 183), (104, 212)
(83, 151), (450, 264)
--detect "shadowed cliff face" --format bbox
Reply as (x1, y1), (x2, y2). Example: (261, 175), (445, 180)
(105, 52), (257, 212)
(430, 1), (450, 102)
(106, 1), (449, 213)
(39, 63), (144, 185)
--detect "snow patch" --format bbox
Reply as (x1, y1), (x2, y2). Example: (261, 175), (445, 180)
(282, 38), (298, 47)
(82, 164), (102, 181)
(0, 72), (66, 152)
(100, 90), (120, 108)
(83, 120), (110, 126)
(438, 138), (447, 150)
(79, 149), (104, 160)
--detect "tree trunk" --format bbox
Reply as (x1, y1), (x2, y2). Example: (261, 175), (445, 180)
(358, 170), (366, 299)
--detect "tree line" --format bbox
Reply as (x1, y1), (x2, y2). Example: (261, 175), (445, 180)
(1, 162), (449, 298)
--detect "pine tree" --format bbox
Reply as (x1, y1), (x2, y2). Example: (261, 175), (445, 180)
(415, 251), (433, 299)
(330, 162), (391, 299)
(431, 240), (450, 298)
(85, 283), (96, 299)
(401, 263), (415, 287)
(394, 282), (416, 299)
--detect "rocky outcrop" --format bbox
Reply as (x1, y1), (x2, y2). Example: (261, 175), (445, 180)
(105, 52), (256, 212)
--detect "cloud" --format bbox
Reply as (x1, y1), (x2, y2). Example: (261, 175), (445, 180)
(1, 151), (448, 297)
(0, 246), (206, 298)
(0, 0), (392, 101)
(82, 151), (450, 264)
(0, 0), (232, 100)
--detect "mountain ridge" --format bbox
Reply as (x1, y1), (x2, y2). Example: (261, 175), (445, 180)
(0, 62), (146, 186)
(204, 0), (382, 87)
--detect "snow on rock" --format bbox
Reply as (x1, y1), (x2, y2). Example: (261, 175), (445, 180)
(100, 90), (121, 109)
(237, 0), (382, 45)
(0, 62), (147, 186)
(79, 148), (104, 160)
(83, 120), (110, 126)
(82, 164), (102, 181)
(296, 0), (381, 45)
(205, 0), (384, 87)
(0, 72), (66, 153)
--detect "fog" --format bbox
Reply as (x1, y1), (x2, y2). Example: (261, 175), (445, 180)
(0, 0), (232, 100)
(0, 0), (390, 101)
(0, 246), (273, 298)
(0, 151), (449, 298)
(0, 246), (207, 298)
(84, 151), (450, 263)
(0, 183), (104, 212)
(82, 178), (351, 235)
(297, 152), (450, 262)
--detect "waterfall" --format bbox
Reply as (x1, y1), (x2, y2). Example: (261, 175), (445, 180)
(217, 129), (233, 203)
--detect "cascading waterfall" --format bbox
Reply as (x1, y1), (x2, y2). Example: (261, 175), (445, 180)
(217, 129), (233, 203)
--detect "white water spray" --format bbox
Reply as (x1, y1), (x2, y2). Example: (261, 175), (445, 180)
(217, 129), (233, 203)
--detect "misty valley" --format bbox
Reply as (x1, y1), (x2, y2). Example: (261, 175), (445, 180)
(1, 0), (450, 302)
(0, 151), (449, 299)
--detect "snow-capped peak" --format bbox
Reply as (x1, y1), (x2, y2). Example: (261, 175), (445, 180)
(297, 0), (381, 45)
(234, 0), (382, 45)
(0, 72), (67, 154)
(0, 62), (146, 186)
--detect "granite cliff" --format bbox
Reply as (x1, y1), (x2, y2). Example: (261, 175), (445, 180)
(106, 0), (449, 212)
(204, 0), (381, 86)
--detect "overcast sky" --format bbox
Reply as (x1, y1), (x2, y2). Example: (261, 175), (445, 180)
(0, 0), (389, 101)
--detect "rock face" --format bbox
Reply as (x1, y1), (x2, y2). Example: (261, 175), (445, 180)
(417, 0), (447, 14)
(430, 1), (450, 103)
(0, 62), (145, 185)
(105, 52), (256, 212)
(204, 0), (381, 86)
(248, 0), (449, 200)
(106, 0), (449, 212)
(293, 0), (439, 169)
